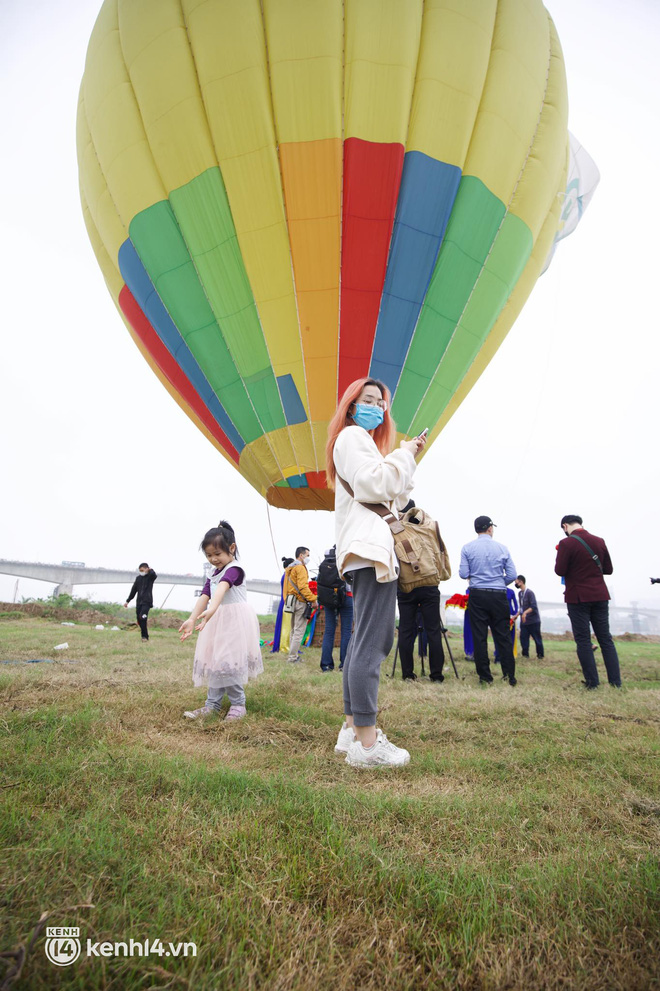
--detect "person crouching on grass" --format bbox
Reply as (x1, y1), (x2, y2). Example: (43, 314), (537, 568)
(326, 377), (426, 768)
(179, 521), (263, 720)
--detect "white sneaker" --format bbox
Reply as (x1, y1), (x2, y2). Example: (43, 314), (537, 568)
(183, 706), (216, 720)
(345, 729), (410, 768)
(334, 722), (356, 754)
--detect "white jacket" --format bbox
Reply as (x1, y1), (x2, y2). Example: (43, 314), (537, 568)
(333, 425), (416, 583)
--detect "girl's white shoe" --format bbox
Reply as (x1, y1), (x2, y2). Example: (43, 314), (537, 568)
(183, 706), (215, 720)
(334, 722), (357, 754)
(345, 729), (410, 768)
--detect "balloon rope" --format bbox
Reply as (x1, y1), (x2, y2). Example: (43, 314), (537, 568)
(266, 502), (280, 571)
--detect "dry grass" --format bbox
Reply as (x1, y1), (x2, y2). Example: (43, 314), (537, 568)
(1, 617), (659, 990)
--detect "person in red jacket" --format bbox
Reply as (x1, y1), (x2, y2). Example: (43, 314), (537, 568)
(554, 515), (622, 689)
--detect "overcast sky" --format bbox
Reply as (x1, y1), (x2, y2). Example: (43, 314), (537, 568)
(1, 0), (659, 616)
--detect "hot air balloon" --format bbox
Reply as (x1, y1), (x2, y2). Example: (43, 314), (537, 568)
(77, 0), (588, 510)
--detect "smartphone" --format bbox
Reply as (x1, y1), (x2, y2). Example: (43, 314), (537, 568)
(417, 427), (429, 440)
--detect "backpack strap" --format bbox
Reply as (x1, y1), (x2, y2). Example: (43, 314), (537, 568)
(337, 475), (405, 533)
(569, 533), (603, 573)
(286, 567), (307, 601)
(399, 537), (420, 573)
(337, 474), (420, 572)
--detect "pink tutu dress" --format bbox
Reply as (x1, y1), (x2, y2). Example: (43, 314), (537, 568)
(192, 563), (263, 690)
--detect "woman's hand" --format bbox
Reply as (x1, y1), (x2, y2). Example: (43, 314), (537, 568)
(195, 615), (208, 632)
(400, 433), (427, 458)
(179, 618), (195, 641)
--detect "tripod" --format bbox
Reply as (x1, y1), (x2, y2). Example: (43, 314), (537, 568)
(442, 625), (460, 679)
(389, 623), (460, 679)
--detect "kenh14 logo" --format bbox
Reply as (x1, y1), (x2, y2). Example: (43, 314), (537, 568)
(44, 927), (81, 967)
(43, 925), (198, 966)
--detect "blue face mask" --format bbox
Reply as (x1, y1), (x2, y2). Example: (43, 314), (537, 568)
(353, 403), (384, 431)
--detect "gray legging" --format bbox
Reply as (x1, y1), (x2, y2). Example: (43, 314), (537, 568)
(343, 568), (398, 726)
(205, 683), (245, 709)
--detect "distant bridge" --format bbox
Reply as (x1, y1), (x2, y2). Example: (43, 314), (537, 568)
(2, 561), (659, 633)
(0, 560), (280, 600)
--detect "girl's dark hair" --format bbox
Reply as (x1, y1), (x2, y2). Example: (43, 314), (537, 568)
(281, 556), (294, 569)
(201, 520), (238, 557)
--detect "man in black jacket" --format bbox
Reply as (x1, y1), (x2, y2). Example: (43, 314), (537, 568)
(124, 564), (157, 641)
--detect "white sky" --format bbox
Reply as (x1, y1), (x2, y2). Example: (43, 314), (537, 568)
(1, 0), (659, 614)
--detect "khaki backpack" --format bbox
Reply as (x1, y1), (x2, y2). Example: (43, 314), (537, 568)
(337, 476), (451, 592)
(394, 506), (451, 593)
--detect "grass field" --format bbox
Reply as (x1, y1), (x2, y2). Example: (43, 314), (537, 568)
(1, 616), (659, 990)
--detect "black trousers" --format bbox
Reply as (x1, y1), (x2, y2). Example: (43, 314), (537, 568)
(397, 585), (445, 680)
(566, 601), (621, 687)
(520, 621), (544, 658)
(136, 603), (151, 640)
(467, 589), (515, 682)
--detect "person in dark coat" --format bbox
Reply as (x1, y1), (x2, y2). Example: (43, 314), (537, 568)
(124, 563), (157, 641)
(394, 500), (446, 683)
(554, 516), (621, 688)
(514, 575), (544, 659)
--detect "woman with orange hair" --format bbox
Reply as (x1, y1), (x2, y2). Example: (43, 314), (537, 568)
(326, 378), (426, 768)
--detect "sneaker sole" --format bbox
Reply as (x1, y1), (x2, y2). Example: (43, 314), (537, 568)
(345, 754), (410, 768)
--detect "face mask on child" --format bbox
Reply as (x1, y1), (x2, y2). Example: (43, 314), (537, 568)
(352, 403), (384, 431)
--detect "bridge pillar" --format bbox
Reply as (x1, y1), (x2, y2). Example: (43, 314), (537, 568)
(53, 583), (73, 598)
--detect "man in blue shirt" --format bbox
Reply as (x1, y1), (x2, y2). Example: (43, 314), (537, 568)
(459, 516), (518, 686)
(514, 575), (545, 660)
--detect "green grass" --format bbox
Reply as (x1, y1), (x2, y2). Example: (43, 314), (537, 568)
(1, 619), (659, 990)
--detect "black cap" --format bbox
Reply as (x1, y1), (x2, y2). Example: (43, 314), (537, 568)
(474, 516), (496, 533)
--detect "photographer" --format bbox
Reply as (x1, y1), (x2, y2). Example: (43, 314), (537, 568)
(283, 547), (317, 663)
(555, 515), (622, 689)
(396, 500), (445, 683)
(317, 546), (353, 672)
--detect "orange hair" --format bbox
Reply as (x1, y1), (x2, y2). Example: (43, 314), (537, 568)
(325, 378), (396, 489)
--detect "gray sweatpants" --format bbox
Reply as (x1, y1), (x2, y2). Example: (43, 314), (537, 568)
(343, 568), (398, 726)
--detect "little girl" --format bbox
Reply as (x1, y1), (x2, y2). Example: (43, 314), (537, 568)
(179, 521), (263, 720)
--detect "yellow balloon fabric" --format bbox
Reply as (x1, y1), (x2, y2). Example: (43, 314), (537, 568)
(78, 0), (570, 510)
